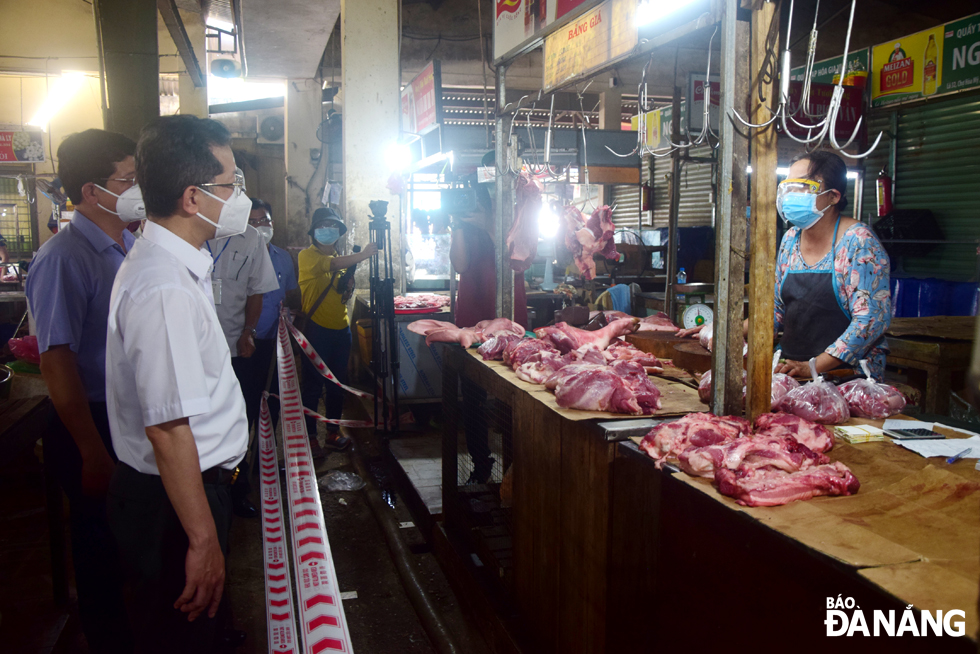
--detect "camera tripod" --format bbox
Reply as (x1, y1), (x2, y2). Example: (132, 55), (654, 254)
(368, 200), (399, 436)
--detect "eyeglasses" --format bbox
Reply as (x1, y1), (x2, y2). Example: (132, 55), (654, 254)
(198, 167), (247, 199)
(777, 178), (823, 195)
(98, 177), (137, 189)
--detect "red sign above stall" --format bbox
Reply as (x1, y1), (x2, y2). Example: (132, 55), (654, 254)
(401, 60), (442, 135)
(782, 82), (864, 143)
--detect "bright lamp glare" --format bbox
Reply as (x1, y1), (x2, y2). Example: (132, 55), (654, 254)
(28, 72), (87, 131)
(636, 0), (699, 27)
(538, 203), (560, 238)
(384, 143), (412, 172)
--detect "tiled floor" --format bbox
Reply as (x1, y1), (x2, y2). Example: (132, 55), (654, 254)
(389, 434), (444, 514)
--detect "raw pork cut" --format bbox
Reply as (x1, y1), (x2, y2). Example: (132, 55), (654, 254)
(503, 338), (559, 369)
(552, 367), (644, 415)
(608, 360), (662, 413)
(534, 317), (637, 354)
(603, 340), (663, 372)
(515, 352), (566, 384)
(423, 327), (481, 348)
(838, 362), (906, 419)
(561, 205), (619, 280)
(639, 413), (751, 467)
(591, 310), (631, 321)
(677, 434), (828, 478)
(394, 294), (450, 310)
(478, 333), (524, 360)
(505, 173), (542, 273)
(473, 318), (525, 338)
(715, 462), (860, 507)
(636, 312), (679, 333)
(407, 319), (455, 337)
(699, 322), (714, 351)
(752, 412), (834, 453)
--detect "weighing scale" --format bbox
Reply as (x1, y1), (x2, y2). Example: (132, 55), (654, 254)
(681, 302), (713, 329)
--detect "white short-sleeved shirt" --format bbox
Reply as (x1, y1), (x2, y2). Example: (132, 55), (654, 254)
(106, 220), (247, 474)
(206, 224), (279, 352)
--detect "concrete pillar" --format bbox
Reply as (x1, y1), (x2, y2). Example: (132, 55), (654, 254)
(341, 0), (401, 289)
(94, 0), (159, 140)
(178, 10), (208, 118)
(284, 79), (326, 247)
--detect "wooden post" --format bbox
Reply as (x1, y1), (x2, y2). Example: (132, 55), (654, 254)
(746, 0), (780, 421)
(713, 0), (750, 415)
(666, 87), (682, 324)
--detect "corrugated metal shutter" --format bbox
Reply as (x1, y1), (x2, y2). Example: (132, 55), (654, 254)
(650, 146), (715, 228)
(861, 94), (980, 280)
(610, 163), (650, 229)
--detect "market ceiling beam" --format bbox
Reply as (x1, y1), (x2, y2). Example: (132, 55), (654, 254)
(746, 0), (779, 421)
(157, 0), (205, 88)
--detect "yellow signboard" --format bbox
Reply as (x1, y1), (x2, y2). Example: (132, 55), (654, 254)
(630, 109), (662, 149)
(871, 24), (944, 107)
(543, 0), (637, 92)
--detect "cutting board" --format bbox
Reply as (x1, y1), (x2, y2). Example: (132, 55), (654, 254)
(671, 341), (712, 374)
(626, 332), (689, 359)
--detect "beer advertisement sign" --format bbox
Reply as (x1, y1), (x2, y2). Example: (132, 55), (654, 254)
(871, 25), (944, 107)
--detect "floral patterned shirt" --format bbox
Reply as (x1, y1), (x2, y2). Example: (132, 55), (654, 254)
(774, 222), (892, 379)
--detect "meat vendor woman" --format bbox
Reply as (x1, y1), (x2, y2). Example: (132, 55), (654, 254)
(683, 151), (892, 379)
(771, 151), (891, 379)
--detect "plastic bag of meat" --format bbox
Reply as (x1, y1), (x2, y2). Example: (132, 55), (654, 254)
(770, 350), (800, 410)
(8, 335), (40, 365)
(773, 358), (849, 425)
(697, 368), (747, 405)
(839, 360), (907, 419)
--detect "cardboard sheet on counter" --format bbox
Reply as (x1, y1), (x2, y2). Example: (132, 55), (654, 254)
(860, 562), (979, 638)
(628, 435), (980, 570)
(468, 348), (705, 421)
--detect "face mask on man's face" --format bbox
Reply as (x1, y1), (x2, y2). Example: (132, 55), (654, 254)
(256, 225), (274, 242)
(196, 187), (252, 239)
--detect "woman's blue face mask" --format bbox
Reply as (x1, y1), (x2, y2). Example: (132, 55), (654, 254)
(314, 227), (340, 245)
(776, 178), (832, 230)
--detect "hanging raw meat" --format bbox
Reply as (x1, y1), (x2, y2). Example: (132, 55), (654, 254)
(506, 173), (542, 273)
(561, 204), (619, 280)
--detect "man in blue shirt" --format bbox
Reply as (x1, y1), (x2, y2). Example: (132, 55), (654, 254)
(25, 129), (136, 653)
(244, 198), (299, 435)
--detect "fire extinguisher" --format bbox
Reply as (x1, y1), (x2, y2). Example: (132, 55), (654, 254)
(876, 169), (893, 217)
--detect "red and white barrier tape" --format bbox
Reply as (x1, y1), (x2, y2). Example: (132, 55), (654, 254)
(265, 393), (374, 429)
(275, 317), (354, 653)
(258, 395), (300, 654)
(285, 317), (373, 400)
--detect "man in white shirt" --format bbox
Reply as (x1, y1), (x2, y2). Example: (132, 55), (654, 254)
(206, 220), (277, 519)
(105, 115), (250, 653)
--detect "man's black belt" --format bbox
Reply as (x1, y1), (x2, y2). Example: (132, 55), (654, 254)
(201, 465), (240, 485)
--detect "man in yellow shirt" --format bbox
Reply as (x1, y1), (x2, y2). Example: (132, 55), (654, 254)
(298, 207), (377, 457)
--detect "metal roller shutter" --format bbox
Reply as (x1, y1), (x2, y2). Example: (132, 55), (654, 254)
(610, 163), (650, 230)
(650, 146), (715, 228)
(861, 93), (980, 280)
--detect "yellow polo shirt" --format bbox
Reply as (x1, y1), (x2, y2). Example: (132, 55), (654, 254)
(298, 246), (348, 330)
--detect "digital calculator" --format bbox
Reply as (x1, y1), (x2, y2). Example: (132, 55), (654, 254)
(884, 428), (945, 440)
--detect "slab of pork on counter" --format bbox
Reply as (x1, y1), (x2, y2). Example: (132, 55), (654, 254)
(407, 317), (524, 348)
(547, 362), (662, 415)
(591, 310), (679, 333)
(638, 411), (858, 507)
(534, 317), (638, 354)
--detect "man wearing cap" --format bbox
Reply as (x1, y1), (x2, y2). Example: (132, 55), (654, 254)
(298, 207), (377, 457)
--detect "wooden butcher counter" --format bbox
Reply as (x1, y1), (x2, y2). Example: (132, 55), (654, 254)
(608, 426), (980, 653)
(437, 344), (704, 654)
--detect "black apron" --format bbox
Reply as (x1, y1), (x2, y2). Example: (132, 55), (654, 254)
(777, 216), (851, 363)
